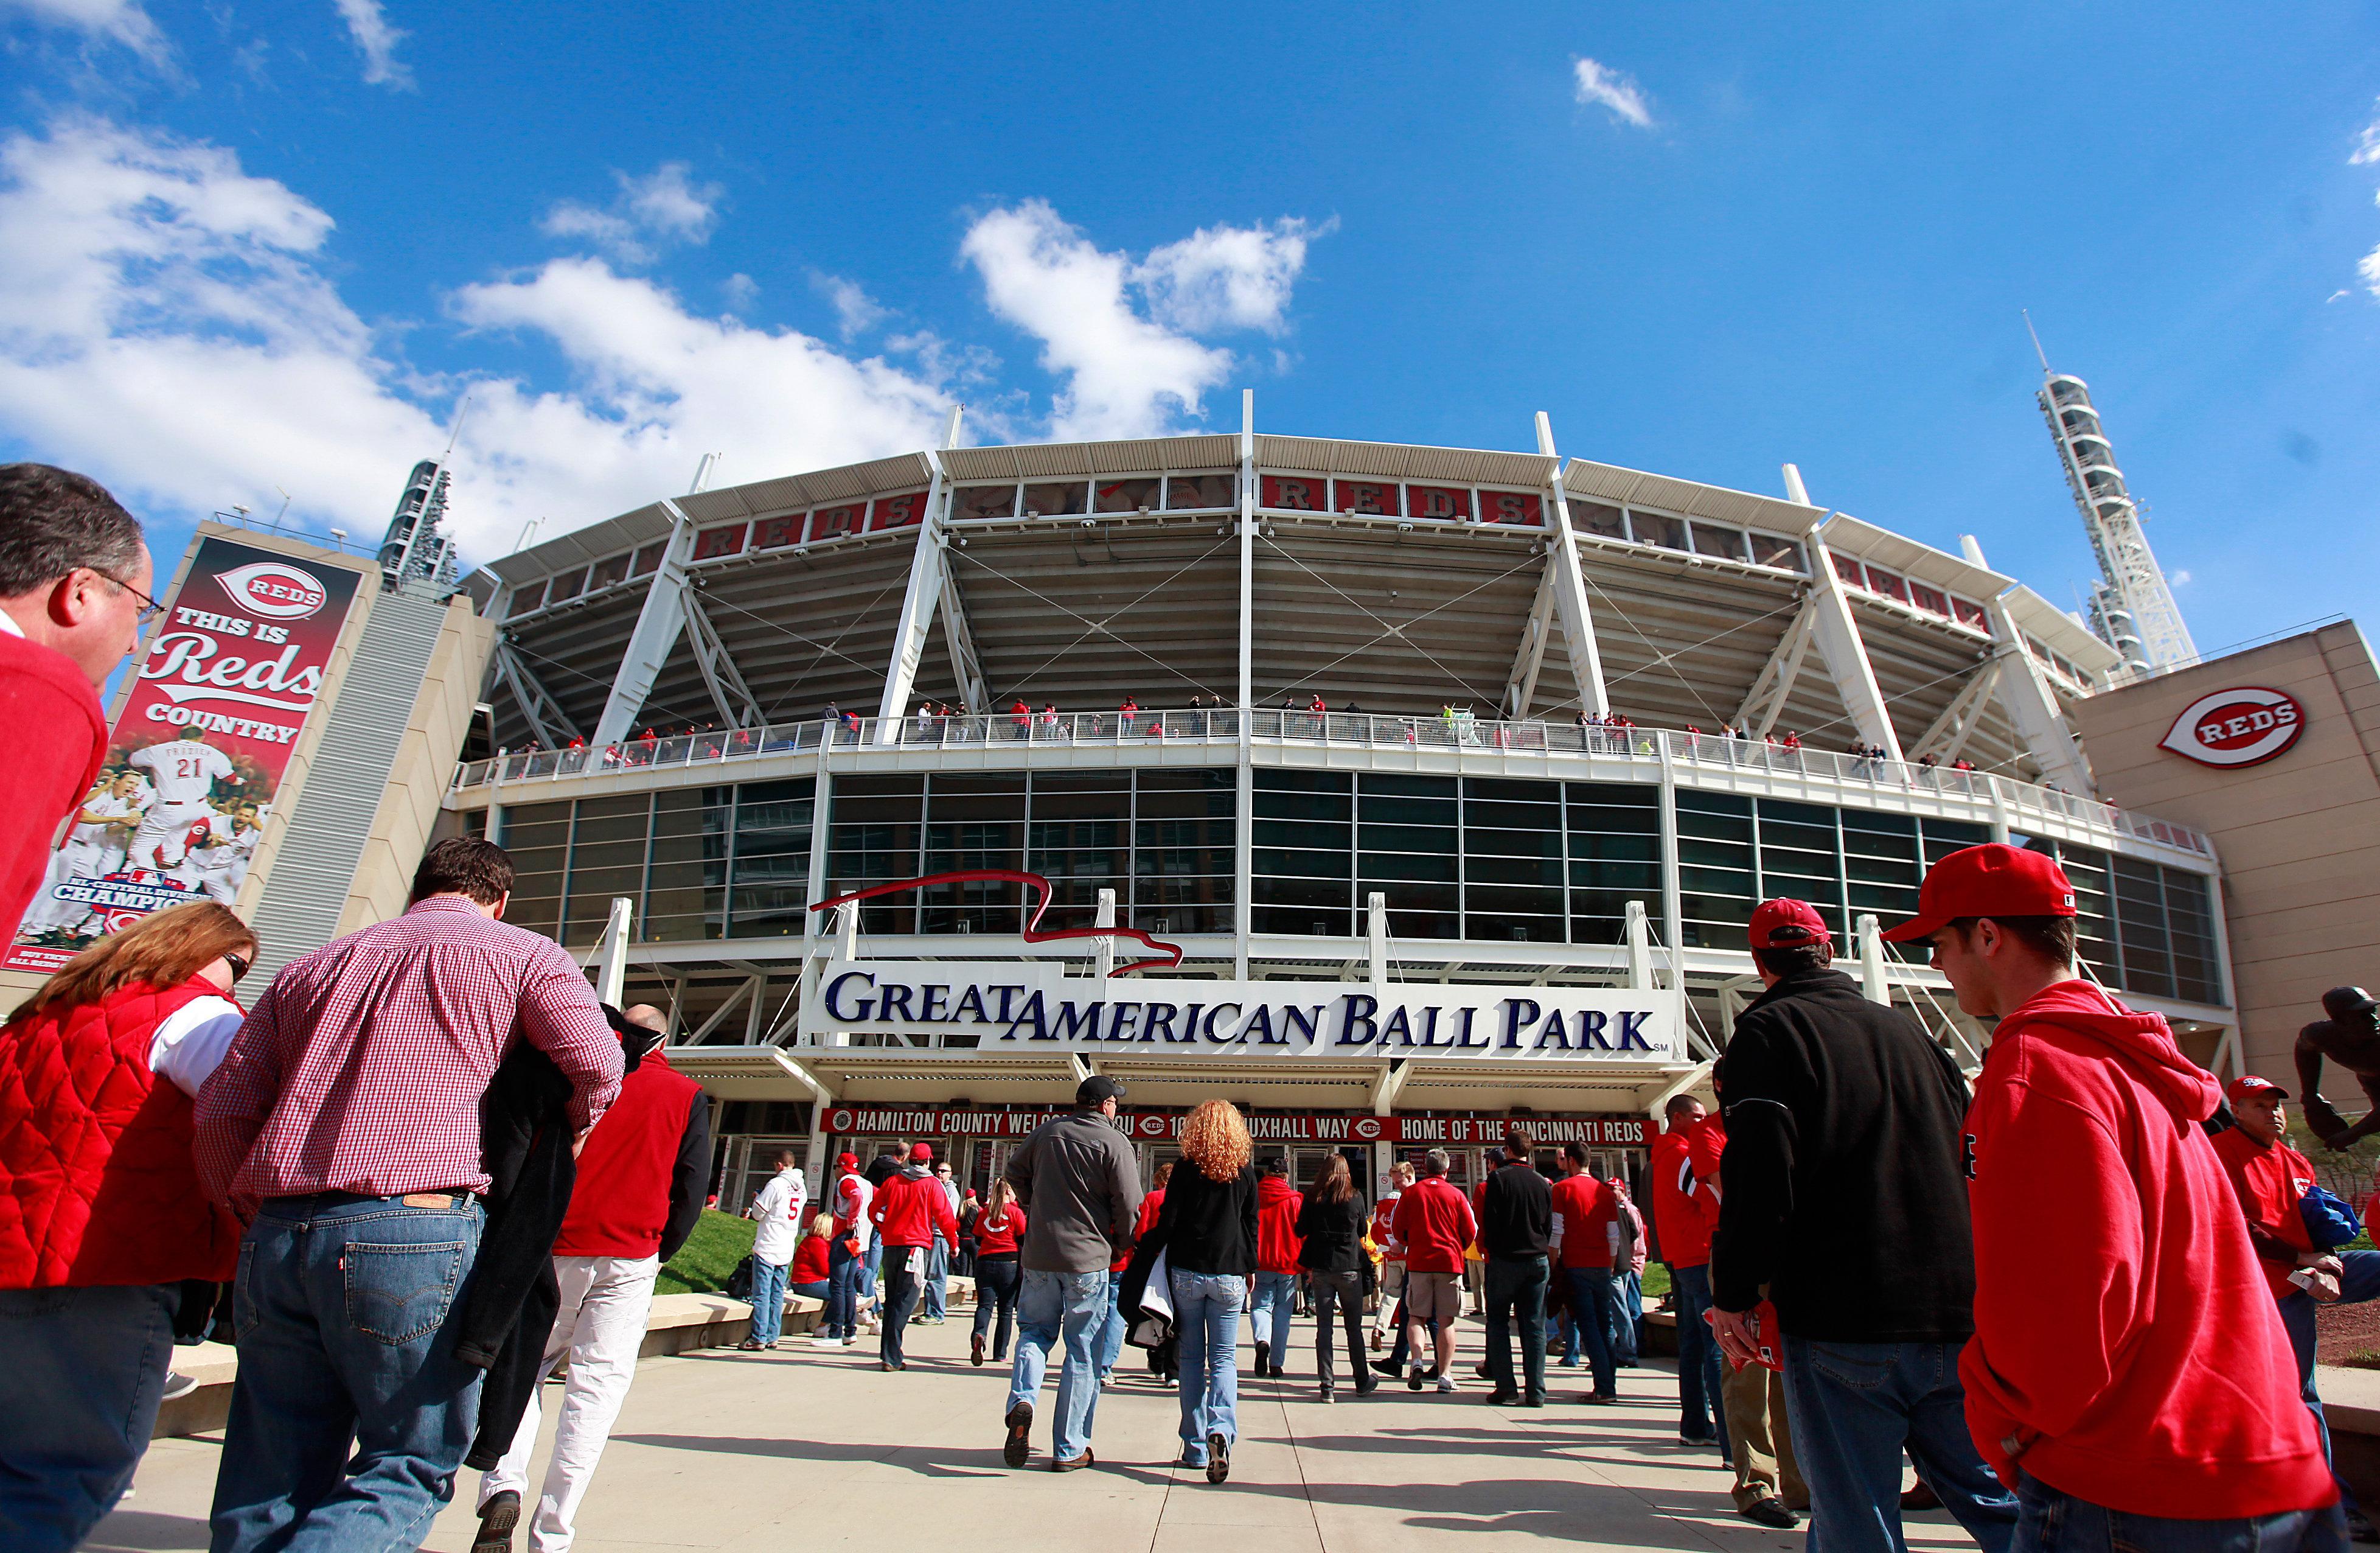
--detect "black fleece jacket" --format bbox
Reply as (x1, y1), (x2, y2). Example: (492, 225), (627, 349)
(1710, 967), (1977, 1343)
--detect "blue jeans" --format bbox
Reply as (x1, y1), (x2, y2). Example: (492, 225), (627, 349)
(1672, 1265), (1730, 1453)
(1172, 1269), (1245, 1463)
(826, 1238), (865, 1339)
(1562, 1265), (1620, 1398)
(1097, 1269), (1126, 1381)
(211, 1193), (487, 1553)
(2012, 1471), (2345, 1553)
(0, 1282), (176, 1553)
(925, 1238), (949, 1318)
(2280, 1253), (2380, 1514)
(1613, 1268), (1641, 1363)
(1251, 1269), (1298, 1361)
(747, 1258), (789, 1345)
(1484, 1256), (1549, 1400)
(1779, 1335), (2018, 1553)
(1007, 1269), (1106, 1462)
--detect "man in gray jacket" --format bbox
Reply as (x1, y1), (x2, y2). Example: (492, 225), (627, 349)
(1000, 1075), (1141, 1472)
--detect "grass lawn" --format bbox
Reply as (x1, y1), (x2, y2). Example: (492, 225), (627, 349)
(656, 1209), (756, 1296)
(1640, 1262), (1671, 1301)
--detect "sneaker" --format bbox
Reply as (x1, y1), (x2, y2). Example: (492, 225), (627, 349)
(1484, 1391), (1522, 1406)
(1318, 1386), (1335, 1403)
(1003, 1400), (1034, 1468)
(1373, 1358), (1405, 1378)
(809, 1335), (841, 1348)
(471, 1490), (520, 1553)
(1741, 1498), (1799, 1530)
(1254, 1339), (1270, 1375)
(1582, 1392), (1619, 1405)
(1435, 1373), (1458, 1394)
(841, 1335), (857, 1347)
(1205, 1431), (1231, 1484)
(1407, 1366), (1425, 1391)
(161, 1370), (201, 1402)
(972, 1333), (986, 1367)
(736, 1338), (765, 1352)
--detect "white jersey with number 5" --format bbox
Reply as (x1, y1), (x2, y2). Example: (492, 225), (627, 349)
(131, 741), (233, 806)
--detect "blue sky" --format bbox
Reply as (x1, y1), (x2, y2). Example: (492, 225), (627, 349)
(2, 1), (2376, 658)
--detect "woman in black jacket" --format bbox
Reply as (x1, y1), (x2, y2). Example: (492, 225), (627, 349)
(1295, 1154), (1374, 1401)
(1153, 1100), (1258, 1484)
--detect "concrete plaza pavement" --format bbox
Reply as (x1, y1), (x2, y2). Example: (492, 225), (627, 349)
(91, 1316), (1985, 1553)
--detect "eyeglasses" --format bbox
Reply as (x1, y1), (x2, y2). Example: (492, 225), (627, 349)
(223, 952), (251, 984)
(91, 569), (164, 627)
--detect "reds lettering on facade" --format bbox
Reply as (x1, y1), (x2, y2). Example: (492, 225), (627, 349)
(2159, 685), (2308, 770)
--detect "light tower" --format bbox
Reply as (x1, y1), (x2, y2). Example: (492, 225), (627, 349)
(2029, 327), (2196, 675)
(377, 458), (460, 597)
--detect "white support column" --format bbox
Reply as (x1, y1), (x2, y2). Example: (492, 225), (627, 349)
(875, 426), (961, 738)
(593, 500), (699, 745)
(1856, 913), (1891, 1006)
(1095, 888), (1117, 980)
(1534, 413), (1610, 717)
(1909, 665), (1999, 764)
(683, 595), (764, 729)
(1983, 595), (2094, 792)
(1234, 390), (1256, 982)
(495, 641), (583, 749)
(1804, 522), (1904, 759)
(1733, 596), (1818, 738)
(1624, 900), (1654, 990)
(594, 896), (633, 1005)
(1368, 892), (1388, 989)
(1503, 567), (1556, 718)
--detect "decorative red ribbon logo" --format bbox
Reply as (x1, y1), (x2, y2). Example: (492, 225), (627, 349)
(810, 868), (1184, 975)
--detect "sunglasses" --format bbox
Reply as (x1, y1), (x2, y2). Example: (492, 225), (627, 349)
(92, 568), (165, 627)
(223, 952), (251, 984)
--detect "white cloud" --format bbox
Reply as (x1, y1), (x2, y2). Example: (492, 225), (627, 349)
(721, 272), (758, 311)
(960, 199), (1319, 440)
(2357, 102), (2380, 298)
(331, 0), (409, 89)
(3, 0), (168, 60)
(1573, 57), (1654, 128)
(811, 272), (888, 340)
(540, 162), (720, 266)
(0, 116), (952, 562)
(2170, 569), (2193, 588)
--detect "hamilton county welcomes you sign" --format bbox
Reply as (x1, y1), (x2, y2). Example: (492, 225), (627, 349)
(805, 961), (1686, 1063)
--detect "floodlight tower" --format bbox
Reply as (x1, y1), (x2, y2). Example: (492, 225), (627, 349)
(2028, 324), (2196, 675)
(378, 458), (459, 597)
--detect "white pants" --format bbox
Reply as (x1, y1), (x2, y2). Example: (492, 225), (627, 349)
(479, 1253), (659, 1552)
(128, 801), (208, 870)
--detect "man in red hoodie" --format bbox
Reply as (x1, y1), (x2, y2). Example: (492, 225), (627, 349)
(0, 464), (150, 944)
(871, 1142), (958, 1372)
(1651, 1094), (1728, 1451)
(1251, 1157), (1304, 1377)
(473, 1005), (708, 1553)
(1888, 843), (2339, 1552)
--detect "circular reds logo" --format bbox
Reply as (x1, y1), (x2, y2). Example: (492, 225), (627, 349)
(215, 560), (329, 619)
(826, 1107), (855, 1134)
(2159, 686), (2306, 769)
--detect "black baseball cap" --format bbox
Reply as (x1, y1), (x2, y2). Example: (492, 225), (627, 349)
(2325, 987), (2378, 1021)
(1076, 1074), (1127, 1107)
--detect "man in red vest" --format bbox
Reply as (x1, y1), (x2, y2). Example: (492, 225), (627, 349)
(0, 464), (150, 943)
(473, 1005), (709, 1553)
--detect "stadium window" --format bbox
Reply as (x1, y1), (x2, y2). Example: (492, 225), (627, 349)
(1952, 597), (1991, 632)
(1132, 768), (1234, 935)
(1689, 522), (1749, 562)
(1748, 532), (1806, 572)
(808, 504), (864, 542)
(1480, 490), (1544, 526)
(1022, 481), (1089, 518)
(645, 787), (731, 943)
(2028, 840), (2118, 988)
(1564, 782), (1660, 945)
(827, 775), (925, 934)
(1094, 477), (1162, 514)
(2162, 867), (2223, 1005)
(692, 523), (748, 561)
(565, 794), (655, 948)
(1909, 582), (1949, 616)
(1841, 809), (1921, 929)
(870, 491), (929, 531)
(1755, 798), (1846, 941)
(1260, 474), (1326, 511)
(1025, 771), (1129, 932)
(1675, 790), (1755, 949)
(1570, 501), (1626, 542)
(501, 801), (573, 938)
(751, 514), (801, 550)
(2112, 855), (2176, 1000)
(1253, 769), (1352, 935)
(1865, 568), (1910, 604)
(1407, 485), (1472, 524)
(1830, 552), (1867, 588)
(1627, 510), (1688, 551)
(954, 484), (1018, 521)
(628, 543), (664, 578)
(728, 781), (817, 938)
(545, 568), (586, 604)
(1164, 471), (1237, 510)
(1334, 480), (1401, 517)
(1919, 817), (1991, 867)
(588, 553), (631, 591)
(918, 773), (1025, 934)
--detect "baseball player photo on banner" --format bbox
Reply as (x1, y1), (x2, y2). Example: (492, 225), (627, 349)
(6, 536), (364, 973)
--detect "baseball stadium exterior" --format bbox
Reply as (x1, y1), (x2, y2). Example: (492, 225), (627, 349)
(444, 405), (2231, 1203)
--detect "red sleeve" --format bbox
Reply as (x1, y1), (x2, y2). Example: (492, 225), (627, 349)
(0, 646), (103, 942)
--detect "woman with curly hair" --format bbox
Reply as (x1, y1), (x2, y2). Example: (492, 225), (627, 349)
(1152, 1100), (1258, 1482)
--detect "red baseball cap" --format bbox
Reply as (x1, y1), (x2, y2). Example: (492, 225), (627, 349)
(1748, 898), (1834, 950)
(2225, 1075), (2290, 1103)
(908, 1142), (935, 1163)
(836, 1152), (859, 1171)
(1879, 843), (2078, 943)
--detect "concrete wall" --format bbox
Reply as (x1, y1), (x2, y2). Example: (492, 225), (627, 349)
(2074, 622), (2380, 1081)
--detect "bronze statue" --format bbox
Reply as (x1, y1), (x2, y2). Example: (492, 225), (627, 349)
(2293, 986), (2380, 1149)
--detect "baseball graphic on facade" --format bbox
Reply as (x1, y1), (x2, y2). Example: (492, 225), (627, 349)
(2159, 686), (2306, 769)
(216, 560), (331, 619)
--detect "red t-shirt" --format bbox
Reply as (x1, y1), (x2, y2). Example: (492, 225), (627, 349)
(1391, 1175), (1478, 1274)
(1650, 1122), (1715, 1268)
(0, 630), (105, 944)
(974, 1204), (1026, 1257)
(2210, 1128), (2318, 1300)
(1551, 1172), (1617, 1269)
(790, 1234), (830, 1285)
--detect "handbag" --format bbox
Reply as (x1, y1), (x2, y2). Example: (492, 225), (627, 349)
(2302, 1184), (2364, 1251)
(726, 1255), (754, 1300)
(1127, 1249), (1176, 1350)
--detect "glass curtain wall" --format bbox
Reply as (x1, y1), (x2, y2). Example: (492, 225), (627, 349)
(2025, 839), (2224, 1004)
(1674, 790), (1990, 949)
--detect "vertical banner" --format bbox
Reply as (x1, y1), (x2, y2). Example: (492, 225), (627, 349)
(7, 537), (364, 972)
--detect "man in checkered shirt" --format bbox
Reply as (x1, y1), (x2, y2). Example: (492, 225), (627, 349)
(195, 837), (624, 1553)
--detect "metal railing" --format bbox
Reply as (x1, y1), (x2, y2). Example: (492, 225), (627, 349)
(452, 708), (2210, 857)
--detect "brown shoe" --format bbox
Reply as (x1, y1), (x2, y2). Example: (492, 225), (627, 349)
(1051, 1449), (1095, 1473)
(1902, 1480), (1941, 1512)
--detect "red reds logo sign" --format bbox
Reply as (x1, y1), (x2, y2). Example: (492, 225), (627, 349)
(216, 560), (329, 619)
(2159, 686), (2306, 769)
